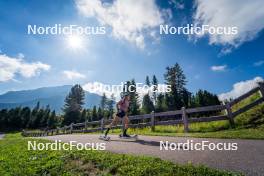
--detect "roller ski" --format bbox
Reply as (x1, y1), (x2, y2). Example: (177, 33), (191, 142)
(99, 135), (110, 141)
(119, 134), (138, 140)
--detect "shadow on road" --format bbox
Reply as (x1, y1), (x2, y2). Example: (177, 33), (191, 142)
(109, 139), (185, 149)
(110, 139), (160, 146)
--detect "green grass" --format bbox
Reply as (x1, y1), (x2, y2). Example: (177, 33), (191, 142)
(231, 92), (261, 112)
(0, 133), (241, 176)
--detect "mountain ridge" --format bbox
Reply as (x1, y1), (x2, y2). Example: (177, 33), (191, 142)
(0, 85), (102, 113)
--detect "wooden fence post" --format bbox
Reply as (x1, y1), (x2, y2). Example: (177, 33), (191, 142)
(225, 103), (235, 128)
(259, 82), (264, 97)
(151, 111), (155, 132)
(182, 107), (189, 133)
(101, 118), (104, 133)
(84, 120), (88, 133)
(70, 123), (73, 134)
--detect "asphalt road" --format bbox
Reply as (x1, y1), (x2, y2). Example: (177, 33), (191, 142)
(40, 134), (264, 176)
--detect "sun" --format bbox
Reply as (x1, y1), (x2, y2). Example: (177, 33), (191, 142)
(66, 35), (84, 50)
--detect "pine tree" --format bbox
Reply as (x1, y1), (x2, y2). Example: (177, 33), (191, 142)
(97, 107), (103, 119)
(29, 102), (40, 128)
(40, 105), (50, 128)
(0, 109), (8, 130)
(182, 88), (192, 107)
(80, 109), (87, 122)
(164, 63), (187, 110)
(8, 107), (22, 129)
(87, 109), (93, 122)
(21, 107), (31, 128)
(47, 110), (57, 129)
(194, 90), (220, 107)
(100, 93), (107, 110)
(152, 75), (158, 105)
(142, 94), (154, 114)
(126, 79), (140, 115)
(92, 106), (97, 121)
(86, 109), (91, 121)
(34, 108), (45, 128)
(106, 94), (115, 119)
(145, 76), (150, 86)
(141, 76), (154, 114)
(155, 94), (168, 112)
(63, 84), (85, 125)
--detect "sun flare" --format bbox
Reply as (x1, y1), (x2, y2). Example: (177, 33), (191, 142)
(66, 35), (83, 50)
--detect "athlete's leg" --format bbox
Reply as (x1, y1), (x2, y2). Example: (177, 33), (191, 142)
(104, 114), (120, 136)
(124, 115), (129, 129)
(122, 115), (130, 137)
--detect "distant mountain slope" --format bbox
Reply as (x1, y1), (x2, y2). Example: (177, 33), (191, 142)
(0, 85), (102, 113)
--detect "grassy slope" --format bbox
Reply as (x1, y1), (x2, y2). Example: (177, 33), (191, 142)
(0, 133), (241, 176)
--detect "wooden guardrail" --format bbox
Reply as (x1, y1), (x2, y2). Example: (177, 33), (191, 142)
(22, 83), (264, 137)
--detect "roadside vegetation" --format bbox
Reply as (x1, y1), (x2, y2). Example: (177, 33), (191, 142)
(0, 133), (242, 176)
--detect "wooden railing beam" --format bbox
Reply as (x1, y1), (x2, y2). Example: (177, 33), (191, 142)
(259, 82), (264, 97)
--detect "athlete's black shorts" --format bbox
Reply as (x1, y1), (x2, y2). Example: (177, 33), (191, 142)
(116, 110), (126, 118)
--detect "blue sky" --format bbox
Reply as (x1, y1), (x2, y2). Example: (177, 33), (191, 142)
(0, 0), (263, 100)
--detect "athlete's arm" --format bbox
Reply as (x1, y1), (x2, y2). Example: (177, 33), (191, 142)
(116, 100), (122, 110)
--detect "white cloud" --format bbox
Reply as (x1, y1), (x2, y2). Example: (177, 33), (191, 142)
(254, 60), (264, 67)
(75, 0), (168, 49)
(193, 0), (264, 51)
(63, 70), (86, 80)
(0, 54), (50, 82)
(211, 65), (227, 72)
(218, 77), (264, 101)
